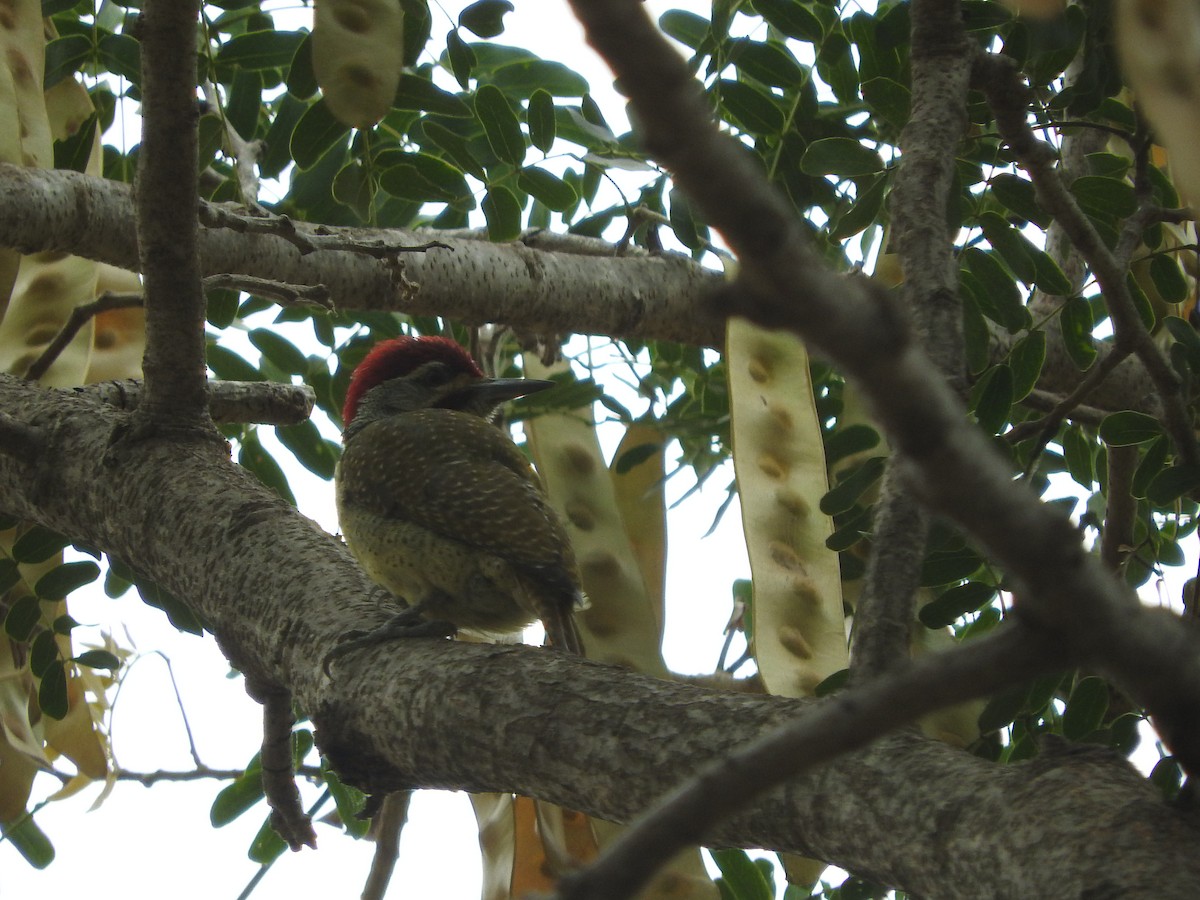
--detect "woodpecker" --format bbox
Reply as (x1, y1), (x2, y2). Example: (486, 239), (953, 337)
(329, 335), (585, 664)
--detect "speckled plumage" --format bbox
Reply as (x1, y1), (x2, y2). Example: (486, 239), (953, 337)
(335, 339), (584, 652)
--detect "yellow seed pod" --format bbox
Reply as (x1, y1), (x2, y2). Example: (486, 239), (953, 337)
(727, 317), (847, 698)
(312, 0), (405, 129)
(85, 264), (146, 383)
(1115, 0), (1200, 206)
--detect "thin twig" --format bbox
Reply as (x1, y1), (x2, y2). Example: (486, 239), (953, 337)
(202, 274), (334, 310)
(1014, 344), (1132, 477)
(198, 202), (453, 259)
(23, 292), (144, 384)
(1100, 445), (1139, 575)
(361, 791), (412, 900)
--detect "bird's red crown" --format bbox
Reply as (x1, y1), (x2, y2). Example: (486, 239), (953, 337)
(342, 336), (484, 425)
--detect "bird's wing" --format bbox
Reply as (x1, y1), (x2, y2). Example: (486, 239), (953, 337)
(340, 409), (574, 573)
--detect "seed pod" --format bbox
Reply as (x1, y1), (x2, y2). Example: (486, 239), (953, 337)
(312, 0), (405, 129)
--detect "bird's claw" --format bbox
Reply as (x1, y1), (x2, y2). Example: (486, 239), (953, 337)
(322, 613), (457, 675)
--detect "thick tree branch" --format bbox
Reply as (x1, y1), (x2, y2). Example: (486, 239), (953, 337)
(1, 378), (1197, 896)
(135, 0), (211, 430)
(852, 0), (972, 679)
(0, 165), (721, 347)
(75, 378), (314, 425)
(565, 0), (1200, 778)
(560, 622), (1064, 900)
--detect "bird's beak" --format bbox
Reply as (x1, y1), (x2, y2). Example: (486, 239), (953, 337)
(442, 377), (556, 410)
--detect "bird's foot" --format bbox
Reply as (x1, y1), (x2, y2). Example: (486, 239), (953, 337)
(323, 609), (457, 675)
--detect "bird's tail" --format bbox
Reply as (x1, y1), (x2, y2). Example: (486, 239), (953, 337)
(541, 592), (586, 656)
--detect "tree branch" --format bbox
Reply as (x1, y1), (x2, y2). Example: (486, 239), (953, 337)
(135, 0), (211, 431)
(851, 0), (972, 679)
(559, 621), (1064, 900)
(0, 376), (1196, 896)
(974, 52), (1200, 469)
(563, 0), (1200, 776)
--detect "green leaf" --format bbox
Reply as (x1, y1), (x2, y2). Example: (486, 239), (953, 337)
(378, 152), (471, 203)
(482, 186), (522, 241)
(98, 32), (140, 84)
(1125, 272), (1157, 330)
(919, 582), (997, 628)
(800, 137), (884, 178)
(208, 342), (264, 382)
(920, 547), (984, 586)
(290, 100), (350, 170)
(250, 329), (307, 376)
(961, 248), (1028, 333)
(446, 28), (477, 90)
(666, 188), (704, 250)
(38, 660), (68, 719)
(421, 120), (487, 180)
(1069, 175), (1137, 219)
(0, 558), (19, 595)
(1147, 465), (1200, 506)
(830, 172), (887, 240)
(659, 10), (710, 49)
(400, 0), (432, 66)
(277, 420), (340, 480)
(979, 212), (1036, 285)
(979, 684), (1030, 732)
(211, 772), (265, 827)
(518, 167), (577, 211)
(718, 80), (784, 134)
(729, 39), (806, 88)
(34, 561), (100, 601)
(710, 848), (774, 900)
(75, 649), (121, 671)
(489, 60), (588, 98)
(969, 364), (1013, 435)
(4, 595), (40, 642)
(217, 29), (306, 70)
(1062, 676), (1109, 739)
(989, 173), (1049, 227)
(1062, 426), (1094, 489)
(323, 765), (370, 838)
(527, 88), (556, 153)
(45, 34), (92, 88)
(12, 526), (71, 564)
(819, 456), (886, 515)
(816, 32), (859, 104)
(394, 75), (472, 117)
(752, 0), (824, 42)
(240, 431), (297, 505)
(459, 0), (513, 38)
(1149, 255), (1189, 304)
(3, 815), (55, 869)
(250, 816), (289, 864)
(285, 32), (317, 99)
(860, 76), (911, 130)
(1031, 248), (1073, 296)
(824, 423), (881, 466)
(1008, 331), (1045, 402)
(1059, 296), (1097, 369)
(136, 576), (205, 636)
(1098, 411), (1164, 447)
(226, 68), (263, 140)
(475, 83), (526, 165)
(1132, 435), (1169, 499)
